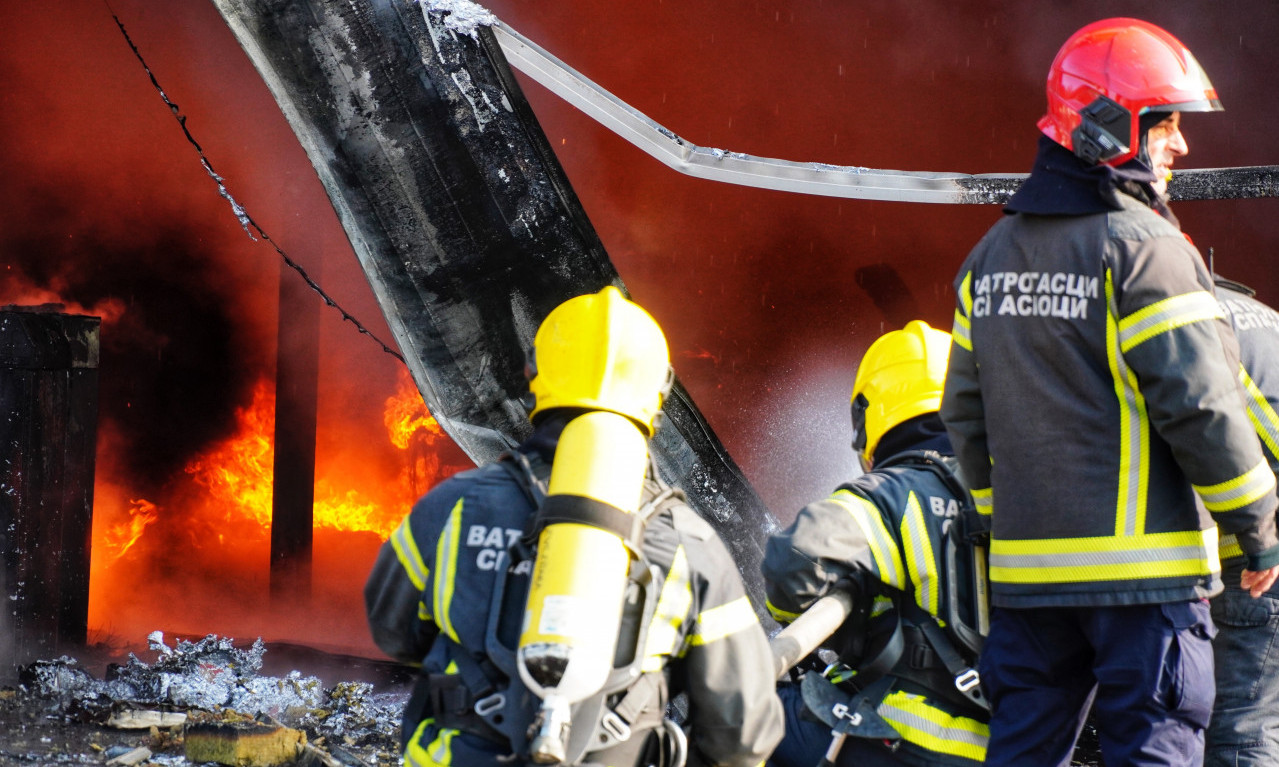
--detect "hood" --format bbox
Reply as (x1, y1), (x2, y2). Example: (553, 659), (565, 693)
(1006, 135), (1177, 225)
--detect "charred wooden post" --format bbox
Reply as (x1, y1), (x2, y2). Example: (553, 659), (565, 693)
(270, 264), (319, 604)
(0, 307), (100, 672)
(211, 0), (780, 616)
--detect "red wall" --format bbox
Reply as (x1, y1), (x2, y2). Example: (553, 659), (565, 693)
(1, 0), (1276, 650)
(482, 0), (1279, 514)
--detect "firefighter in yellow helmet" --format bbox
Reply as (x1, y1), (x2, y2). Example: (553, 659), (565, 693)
(764, 321), (990, 767)
(365, 286), (783, 767)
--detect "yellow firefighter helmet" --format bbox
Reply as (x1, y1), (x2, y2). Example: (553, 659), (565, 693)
(528, 286), (673, 436)
(851, 320), (952, 462)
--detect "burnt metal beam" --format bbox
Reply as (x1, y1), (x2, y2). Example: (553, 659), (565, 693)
(209, 0), (778, 613)
(270, 263), (319, 604)
(0, 308), (100, 672)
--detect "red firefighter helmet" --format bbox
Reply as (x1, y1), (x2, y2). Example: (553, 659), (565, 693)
(1038, 18), (1222, 167)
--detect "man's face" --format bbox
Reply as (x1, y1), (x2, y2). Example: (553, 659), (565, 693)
(1147, 111), (1188, 196)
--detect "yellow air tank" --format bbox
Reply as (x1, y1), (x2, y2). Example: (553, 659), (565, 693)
(516, 286), (672, 763)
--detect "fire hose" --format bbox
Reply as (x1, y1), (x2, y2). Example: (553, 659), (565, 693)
(769, 590), (856, 680)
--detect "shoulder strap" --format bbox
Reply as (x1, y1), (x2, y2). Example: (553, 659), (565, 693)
(495, 449), (548, 508)
(899, 600), (989, 714)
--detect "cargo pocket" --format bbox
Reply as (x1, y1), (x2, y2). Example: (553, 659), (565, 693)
(1211, 588), (1272, 629)
(1160, 600), (1216, 730)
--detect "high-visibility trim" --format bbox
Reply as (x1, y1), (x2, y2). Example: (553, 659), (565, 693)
(644, 544), (693, 669)
(831, 489), (906, 590)
(901, 492), (940, 618)
(1219, 532), (1243, 561)
(879, 690), (989, 761)
(765, 599), (801, 625)
(952, 272), (973, 352)
(1106, 271), (1151, 537)
(1241, 367), (1279, 462)
(970, 487), (992, 516)
(391, 517), (430, 591)
(405, 719), (454, 767)
(989, 528), (1219, 584)
(1118, 291), (1223, 353)
(689, 596), (758, 647)
(1193, 460), (1276, 513)
(432, 498), (465, 644)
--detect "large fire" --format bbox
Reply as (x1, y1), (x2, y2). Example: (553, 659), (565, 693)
(87, 366), (457, 653)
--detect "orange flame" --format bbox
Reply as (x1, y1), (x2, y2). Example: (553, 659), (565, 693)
(99, 498), (160, 563)
(384, 371), (444, 450)
(185, 382), (276, 530)
(95, 368), (450, 558)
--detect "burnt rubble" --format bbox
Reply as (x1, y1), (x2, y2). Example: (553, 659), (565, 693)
(1, 632), (409, 766)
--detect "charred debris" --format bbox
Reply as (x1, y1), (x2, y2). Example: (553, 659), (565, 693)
(0, 632), (412, 766)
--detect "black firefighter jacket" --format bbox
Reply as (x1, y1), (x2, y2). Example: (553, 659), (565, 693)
(763, 450), (989, 765)
(941, 141), (1279, 609)
(1217, 280), (1279, 568)
(363, 433), (783, 767)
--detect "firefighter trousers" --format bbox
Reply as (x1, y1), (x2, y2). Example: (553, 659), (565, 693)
(979, 601), (1215, 767)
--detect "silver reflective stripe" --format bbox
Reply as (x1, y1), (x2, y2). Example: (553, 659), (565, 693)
(1241, 367), (1279, 458)
(832, 490), (905, 589)
(952, 272), (973, 351)
(991, 543), (1210, 571)
(1193, 460), (1276, 512)
(1117, 291), (1222, 353)
(879, 693), (988, 758)
(391, 517), (430, 591)
(901, 492), (939, 617)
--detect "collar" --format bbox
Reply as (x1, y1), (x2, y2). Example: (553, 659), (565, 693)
(1006, 136), (1174, 224)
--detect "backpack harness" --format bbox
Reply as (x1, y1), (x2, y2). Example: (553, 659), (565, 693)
(802, 451), (991, 755)
(411, 449), (688, 767)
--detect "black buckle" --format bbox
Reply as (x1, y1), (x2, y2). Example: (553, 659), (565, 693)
(909, 643), (934, 670)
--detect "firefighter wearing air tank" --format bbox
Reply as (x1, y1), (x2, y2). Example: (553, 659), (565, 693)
(364, 286), (783, 767)
(764, 321), (990, 767)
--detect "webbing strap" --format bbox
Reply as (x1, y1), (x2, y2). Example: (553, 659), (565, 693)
(914, 616), (989, 713)
(537, 494), (640, 546)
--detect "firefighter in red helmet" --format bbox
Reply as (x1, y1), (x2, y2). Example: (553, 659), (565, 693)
(940, 18), (1279, 766)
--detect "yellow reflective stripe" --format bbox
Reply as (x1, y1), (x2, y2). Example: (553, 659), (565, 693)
(1194, 460), (1276, 513)
(952, 272), (973, 351)
(766, 599), (801, 624)
(690, 596), (758, 646)
(1106, 270), (1150, 537)
(970, 487), (991, 516)
(1241, 367), (1279, 460)
(989, 528), (1219, 584)
(879, 691), (988, 761)
(391, 517), (430, 591)
(901, 492), (940, 618)
(1220, 532), (1244, 561)
(405, 719), (454, 767)
(1118, 291), (1223, 353)
(643, 544), (693, 670)
(432, 498), (465, 644)
(831, 489), (906, 589)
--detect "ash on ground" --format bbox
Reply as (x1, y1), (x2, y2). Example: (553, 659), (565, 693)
(0, 632), (412, 766)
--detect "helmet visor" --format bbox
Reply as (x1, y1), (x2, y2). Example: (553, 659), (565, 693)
(850, 393), (869, 454)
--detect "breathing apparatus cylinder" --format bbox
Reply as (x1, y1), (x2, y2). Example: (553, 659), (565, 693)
(518, 411), (649, 762)
(516, 286), (673, 764)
